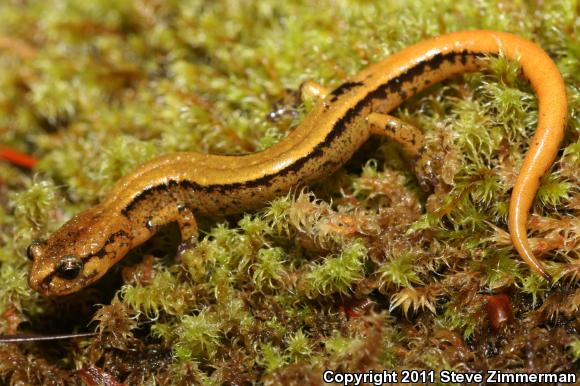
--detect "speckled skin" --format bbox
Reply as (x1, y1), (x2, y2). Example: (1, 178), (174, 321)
(28, 31), (567, 295)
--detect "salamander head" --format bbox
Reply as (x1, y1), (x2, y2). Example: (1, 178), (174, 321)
(27, 207), (132, 296)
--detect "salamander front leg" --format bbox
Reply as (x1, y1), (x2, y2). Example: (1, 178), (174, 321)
(176, 205), (199, 254)
(144, 204), (198, 254)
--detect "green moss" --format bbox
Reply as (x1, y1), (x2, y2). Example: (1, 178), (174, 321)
(10, 179), (60, 241)
(258, 343), (288, 373)
(323, 335), (357, 359)
(518, 274), (549, 308)
(486, 249), (522, 289)
(537, 173), (572, 208)
(173, 311), (222, 361)
(302, 240), (366, 297)
(0, 264), (33, 314)
(378, 252), (423, 288)
(438, 298), (481, 340)
(569, 339), (580, 362)
(252, 247), (287, 291)
(121, 270), (196, 318)
(286, 330), (312, 361)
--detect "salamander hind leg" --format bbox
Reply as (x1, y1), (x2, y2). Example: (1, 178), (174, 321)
(368, 113), (424, 156)
(368, 112), (436, 191)
(268, 81), (329, 123)
(300, 80), (329, 101)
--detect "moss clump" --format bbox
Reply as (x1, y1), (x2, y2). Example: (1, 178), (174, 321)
(302, 240), (367, 297)
(1, 0), (578, 384)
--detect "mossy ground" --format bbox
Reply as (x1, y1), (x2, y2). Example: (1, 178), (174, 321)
(0, 0), (579, 384)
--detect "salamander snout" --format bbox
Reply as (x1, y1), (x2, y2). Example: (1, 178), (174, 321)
(26, 239), (43, 261)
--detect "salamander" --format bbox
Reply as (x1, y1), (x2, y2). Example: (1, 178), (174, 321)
(26, 30), (568, 296)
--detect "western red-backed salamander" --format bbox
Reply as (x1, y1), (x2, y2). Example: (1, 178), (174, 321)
(27, 30), (567, 296)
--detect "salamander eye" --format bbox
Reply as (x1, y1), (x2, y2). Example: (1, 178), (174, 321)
(56, 255), (82, 280)
(26, 240), (43, 261)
